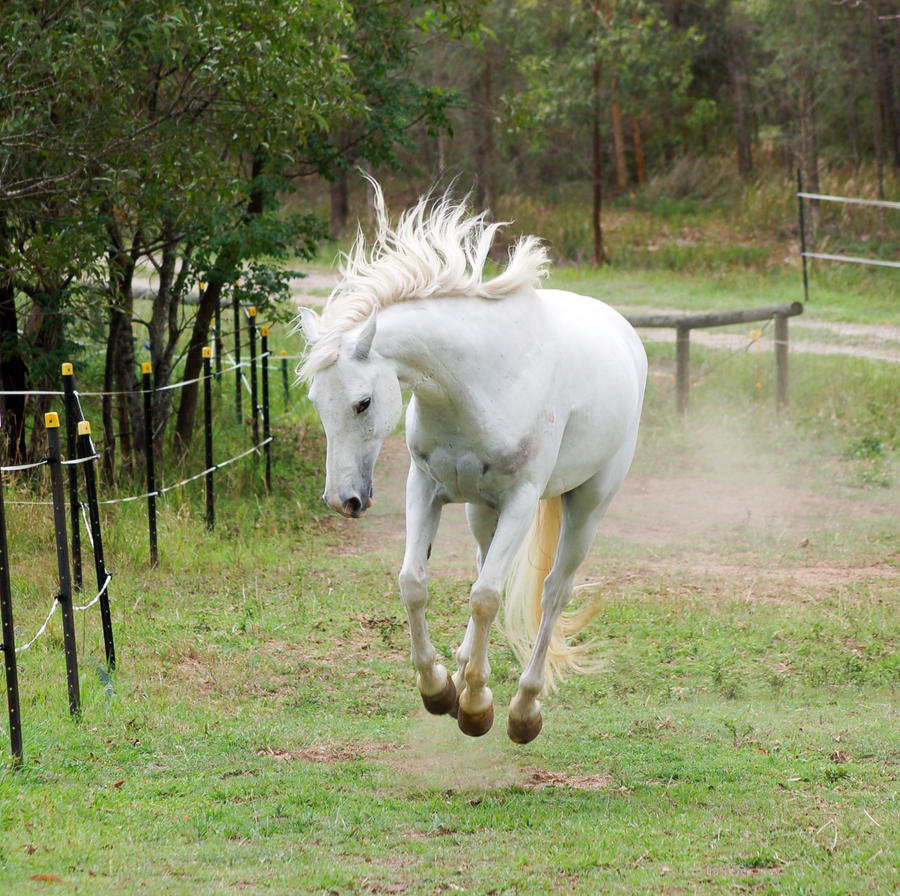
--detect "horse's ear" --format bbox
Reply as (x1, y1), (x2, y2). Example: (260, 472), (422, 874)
(297, 307), (320, 344)
(352, 310), (377, 361)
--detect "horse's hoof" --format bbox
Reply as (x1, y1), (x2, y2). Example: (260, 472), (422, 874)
(457, 704), (494, 737)
(420, 676), (458, 717)
(507, 712), (543, 744)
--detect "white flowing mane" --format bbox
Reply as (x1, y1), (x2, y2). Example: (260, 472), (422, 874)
(298, 179), (549, 381)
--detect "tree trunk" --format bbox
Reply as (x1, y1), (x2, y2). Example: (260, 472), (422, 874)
(102, 211), (142, 479)
(434, 42), (446, 179)
(869, 7), (887, 232)
(610, 96), (628, 190)
(631, 115), (646, 185)
(172, 275), (228, 455)
(173, 153), (267, 454)
(474, 46), (496, 213)
(730, 41), (754, 180)
(798, 73), (820, 244)
(591, 1), (607, 265)
(330, 171), (349, 238)
(148, 226), (181, 430)
(24, 288), (64, 460)
(0, 275), (28, 464)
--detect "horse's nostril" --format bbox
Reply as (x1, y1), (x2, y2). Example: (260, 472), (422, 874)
(343, 496), (363, 517)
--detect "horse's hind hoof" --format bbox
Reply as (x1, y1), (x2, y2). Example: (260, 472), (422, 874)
(421, 676), (458, 717)
(507, 712), (543, 745)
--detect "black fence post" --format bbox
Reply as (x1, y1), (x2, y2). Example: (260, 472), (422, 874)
(233, 295), (242, 422)
(261, 326), (272, 493)
(280, 350), (290, 411)
(0, 450), (24, 763)
(45, 413), (81, 718)
(61, 363), (83, 593)
(212, 283), (223, 381)
(141, 363), (158, 568)
(77, 421), (115, 671)
(203, 347), (215, 530)
(248, 306), (259, 449)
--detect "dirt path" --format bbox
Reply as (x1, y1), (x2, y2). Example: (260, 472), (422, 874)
(333, 435), (900, 597)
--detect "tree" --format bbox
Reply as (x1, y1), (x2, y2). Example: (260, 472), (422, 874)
(504, 0), (697, 262)
(1, 0), (354, 465)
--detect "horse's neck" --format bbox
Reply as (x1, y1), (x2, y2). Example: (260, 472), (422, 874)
(375, 296), (535, 398)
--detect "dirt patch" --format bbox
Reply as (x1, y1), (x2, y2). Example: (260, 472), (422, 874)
(326, 436), (899, 592)
(256, 732), (614, 793)
(521, 770), (613, 791)
(256, 742), (401, 763)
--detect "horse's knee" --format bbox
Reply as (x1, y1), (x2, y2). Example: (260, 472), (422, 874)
(399, 567), (427, 611)
(469, 584), (500, 621)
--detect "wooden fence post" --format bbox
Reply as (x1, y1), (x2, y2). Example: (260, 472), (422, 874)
(675, 324), (691, 415)
(775, 313), (790, 410)
(625, 303), (803, 415)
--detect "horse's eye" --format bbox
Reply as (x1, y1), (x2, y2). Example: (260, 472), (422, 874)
(355, 397), (371, 415)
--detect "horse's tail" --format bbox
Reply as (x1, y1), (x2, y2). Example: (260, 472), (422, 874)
(503, 496), (604, 692)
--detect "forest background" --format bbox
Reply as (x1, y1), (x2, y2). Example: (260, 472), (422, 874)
(1, 0), (898, 471)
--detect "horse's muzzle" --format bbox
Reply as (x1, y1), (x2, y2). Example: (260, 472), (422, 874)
(326, 488), (374, 518)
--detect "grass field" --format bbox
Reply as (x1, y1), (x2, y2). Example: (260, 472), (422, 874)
(2, 223), (899, 894)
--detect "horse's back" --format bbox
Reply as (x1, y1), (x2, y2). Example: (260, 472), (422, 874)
(537, 288), (644, 359)
(535, 288), (646, 407)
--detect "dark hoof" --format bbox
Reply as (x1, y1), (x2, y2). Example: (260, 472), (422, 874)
(458, 703), (494, 737)
(507, 712), (543, 744)
(421, 676), (458, 717)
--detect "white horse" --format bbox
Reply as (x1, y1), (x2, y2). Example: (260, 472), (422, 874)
(297, 181), (646, 744)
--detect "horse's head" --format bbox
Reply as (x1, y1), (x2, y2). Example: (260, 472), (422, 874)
(298, 307), (402, 518)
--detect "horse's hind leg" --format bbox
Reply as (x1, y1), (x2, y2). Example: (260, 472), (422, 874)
(507, 476), (615, 744)
(399, 464), (456, 717)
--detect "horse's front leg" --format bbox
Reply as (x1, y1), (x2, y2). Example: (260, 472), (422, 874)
(398, 463), (457, 717)
(457, 488), (539, 737)
(452, 505), (499, 706)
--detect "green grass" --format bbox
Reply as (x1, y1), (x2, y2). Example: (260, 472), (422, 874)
(3, 505), (897, 895)
(2, 186), (899, 893)
(2, 353), (898, 894)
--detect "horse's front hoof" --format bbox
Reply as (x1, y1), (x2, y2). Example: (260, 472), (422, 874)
(507, 712), (543, 744)
(458, 704), (494, 737)
(420, 676), (458, 717)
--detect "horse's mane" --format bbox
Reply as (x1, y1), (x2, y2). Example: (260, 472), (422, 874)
(298, 178), (549, 381)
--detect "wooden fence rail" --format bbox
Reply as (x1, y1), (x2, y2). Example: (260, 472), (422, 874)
(625, 301), (804, 414)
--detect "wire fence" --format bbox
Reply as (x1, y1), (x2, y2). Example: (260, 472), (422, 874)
(796, 172), (900, 300)
(0, 307), (301, 764)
